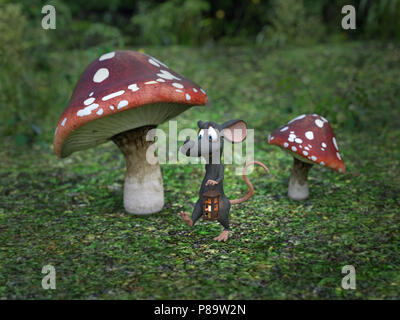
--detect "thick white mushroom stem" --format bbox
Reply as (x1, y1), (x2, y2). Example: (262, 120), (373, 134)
(288, 157), (313, 201)
(112, 126), (164, 214)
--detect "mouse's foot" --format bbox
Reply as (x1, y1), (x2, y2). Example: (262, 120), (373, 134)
(178, 211), (193, 227)
(213, 230), (230, 242)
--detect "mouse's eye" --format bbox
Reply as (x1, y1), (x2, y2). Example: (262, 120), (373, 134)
(198, 129), (204, 140)
(208, 127), (218, 142)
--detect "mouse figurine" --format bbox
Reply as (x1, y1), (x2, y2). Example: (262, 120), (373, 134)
(178, 119), (269, 242)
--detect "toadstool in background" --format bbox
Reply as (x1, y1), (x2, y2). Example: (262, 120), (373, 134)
(268, 114), (345, 201)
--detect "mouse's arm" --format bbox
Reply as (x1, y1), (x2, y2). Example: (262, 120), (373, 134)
(206, 165), (224, 186)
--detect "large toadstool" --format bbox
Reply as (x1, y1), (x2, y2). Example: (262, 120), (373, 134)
(267, 114), (345, 200)
(54, 50), (207, 214)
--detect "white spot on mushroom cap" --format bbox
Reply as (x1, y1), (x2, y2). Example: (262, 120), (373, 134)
(172, 83), (184, 89)
(311, 155), (317, 161)
(295, 138), (303, 144)
(117, 100), (128, 109)
(157, 69), (181, 81)
(54, 127), (58, 135)
(61, 117), (67, 126)
(336, 152), (342, 160)
(96, 108), (104, 115)
(77, 103), (99, 117)
(102, 90), (125, 101)
(156, 78), (165, 83)
(305, 146), (310, 151)
(84, 97), (95, 106)
(128, 84), (139, 92)
(148, 58), (160, 67)
(332, 137), (339, 150)
(145, 80), (158, 85)
(185, 93), (191, 101)
(284, 142), (289, 148)
(291, 146), (297, 152)
(93, 68), (109, 83)
(288, 114), (306, 124)
(200, 88), (206, 94)
(175, 89), (183, 93)
(315, 119), (324, 128)
(109, 105), (114, 110)
(193, 88), (198, 92)
(148, 56), (168, 68)
(303, 151), (308, 156)
(320, 161), (325, 166)
(280, 126), (289, 132)
(99, 52), (115, 61)
(288, 133), (296, 142)
(305, 131), (314, 140)
(322, 142), (327, 148)
(89, 92), (94, 97)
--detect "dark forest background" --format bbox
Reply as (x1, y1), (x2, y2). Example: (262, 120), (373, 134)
(1, 0), (400, 145)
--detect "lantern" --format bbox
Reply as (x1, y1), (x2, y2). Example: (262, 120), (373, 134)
(202, 190), (220, 221)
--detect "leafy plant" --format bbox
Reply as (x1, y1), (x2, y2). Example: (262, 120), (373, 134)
(81, 23), (125, 49)
(0, 3), (34, 145)
(359, 0), (400, 40)
(0, 3), (57, 146)
(257, 0), (325, 46)
(132, 0), (211, 45)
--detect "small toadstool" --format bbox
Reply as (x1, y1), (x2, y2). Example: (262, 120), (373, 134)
(54, 50), (207, 214)
(267, 114), (345, 200)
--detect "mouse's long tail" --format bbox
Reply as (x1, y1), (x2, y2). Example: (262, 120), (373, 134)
(229, 161), (270, 205)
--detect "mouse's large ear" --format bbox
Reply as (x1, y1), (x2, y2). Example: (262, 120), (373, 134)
(197, 120), (204, 128)
(221, 119), (247, 143)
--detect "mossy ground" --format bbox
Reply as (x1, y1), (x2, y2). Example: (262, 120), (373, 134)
(1, 42), (399, 299)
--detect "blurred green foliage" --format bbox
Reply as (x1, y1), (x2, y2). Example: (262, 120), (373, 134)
(132, 0), (211, 45)
(81, 23), (125, 49)
(359, 0), (400, 40)
(0, 0), (399, 146)
(257, 0), (325, 46)
(0, 3), (47, 146)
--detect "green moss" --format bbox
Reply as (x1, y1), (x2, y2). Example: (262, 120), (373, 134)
(1, 42), (400, 299)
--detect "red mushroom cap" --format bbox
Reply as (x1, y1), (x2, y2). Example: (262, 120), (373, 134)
(267, 114), (346, 173)
(54, 50), (208, 158)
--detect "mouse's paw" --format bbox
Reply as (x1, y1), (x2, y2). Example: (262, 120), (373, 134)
(206, 179), (218, 186)
(213, 230), (230, 242)
(178, 211), (193, 227)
